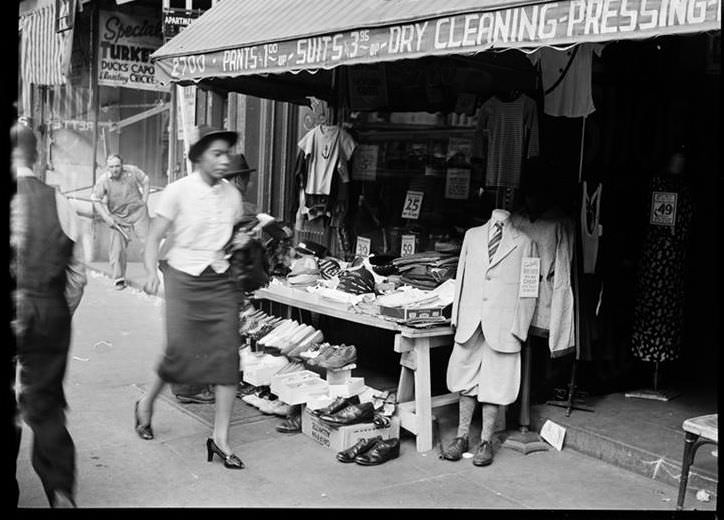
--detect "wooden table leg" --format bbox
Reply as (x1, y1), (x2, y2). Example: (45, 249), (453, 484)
(413, 338), (433, 452)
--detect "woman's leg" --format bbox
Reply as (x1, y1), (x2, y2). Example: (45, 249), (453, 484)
(212, 384), (237, 454)
(137, 375), (166, 424)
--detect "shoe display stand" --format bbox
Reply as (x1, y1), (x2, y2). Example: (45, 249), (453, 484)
(326, 364), (366, 398)
(254, 283), (457, 453)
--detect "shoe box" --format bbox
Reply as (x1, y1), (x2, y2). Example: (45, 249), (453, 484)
(275, 374), (330, 405)
(242, 353), (290, 387)
(325, 366), (365, 398)
(301, 406), (400, 452)
(377, 304), (449, 322)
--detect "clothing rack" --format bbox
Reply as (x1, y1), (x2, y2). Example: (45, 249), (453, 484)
(545, 182), (594, 416)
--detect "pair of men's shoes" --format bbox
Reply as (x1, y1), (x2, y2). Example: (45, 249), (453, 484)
(440, 436), (494, 467)
(175, 388), (215, 404)
(319, 401), (374, 426)
(336, 436), (400, 465)
(276, 414), (302, 433)
(308, 344), (357, 369)
(311, 395), (359, 417)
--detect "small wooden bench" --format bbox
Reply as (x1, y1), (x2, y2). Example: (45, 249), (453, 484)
(677, 414), (718, 510)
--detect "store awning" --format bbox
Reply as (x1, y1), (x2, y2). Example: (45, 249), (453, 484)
(152, 0), (721, 86)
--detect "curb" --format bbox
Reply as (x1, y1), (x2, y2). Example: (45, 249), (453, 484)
(530, 407), (718, 501)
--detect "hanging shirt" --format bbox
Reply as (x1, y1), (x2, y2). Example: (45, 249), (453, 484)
(478, 93), (539, 189)
(528, 43), (605, 118)
(298, 125), (356, 196)
(92, 164), (148, 225)
(154, 172), (244, 276)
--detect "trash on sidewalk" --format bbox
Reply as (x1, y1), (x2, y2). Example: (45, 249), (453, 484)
(94, 340), (113, 352)
(73, 356), (89, 362)
(540, 419), (566, 451)
(696, 490), (712, 502)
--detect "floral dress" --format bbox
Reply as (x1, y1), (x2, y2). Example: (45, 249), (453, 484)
(631, 175), (693, 362)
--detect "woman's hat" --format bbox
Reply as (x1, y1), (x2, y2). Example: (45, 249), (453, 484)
(227, 153), (257, 175)
(188, 125), (238, 162)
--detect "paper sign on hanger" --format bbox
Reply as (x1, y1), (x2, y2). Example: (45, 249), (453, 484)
(355, 236), (371, 257)
(401, 190), (424, 220)
(518, 257), (540, 298)
(540, 420), (566, 451)
(445, 168), (471, 199)
(650, 191), (677, 227)
(401, 235), (416, 256)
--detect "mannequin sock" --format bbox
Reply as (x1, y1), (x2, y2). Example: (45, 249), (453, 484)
(481, 403), (499, 443)
(456, 394), (477, 439)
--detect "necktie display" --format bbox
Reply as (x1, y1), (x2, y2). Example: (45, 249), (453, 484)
(488, 221), (503, 260)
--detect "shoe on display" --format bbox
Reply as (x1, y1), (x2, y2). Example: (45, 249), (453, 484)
(441, 436), (469, 461)
(318, 344), (357, 369)
(336, 436), (383, 463)
(276, 415), (302, 433)
(472, 440), (494, 467)
(312, 395), (360, 417)
(319, 402), (375, 426)
(175, 389), (216, 404)
(267, 399), (292, 417)
(354, 438), (400, 466)
(307, 344), (337, 366)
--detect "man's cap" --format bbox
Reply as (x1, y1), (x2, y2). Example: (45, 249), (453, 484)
(227, 153), (257, 175)
(188, 125), (238, 162)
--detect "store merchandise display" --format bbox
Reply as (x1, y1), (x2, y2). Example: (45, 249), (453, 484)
(333, 434), (404, 465)
(392, 250), (459, 290)
(337, 265), (376, 295)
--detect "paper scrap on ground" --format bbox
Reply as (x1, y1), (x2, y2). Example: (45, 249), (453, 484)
(540, 419), (566, 451)
(696, 490), (712, 502)
(73, 356), (89, 362)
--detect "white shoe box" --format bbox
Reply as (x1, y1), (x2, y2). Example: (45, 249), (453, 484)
(328, 377), (365, 398)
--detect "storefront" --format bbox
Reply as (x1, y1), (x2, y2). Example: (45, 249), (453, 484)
(150, 0), (720, 481)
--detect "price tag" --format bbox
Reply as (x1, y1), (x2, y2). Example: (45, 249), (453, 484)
(355, 236), (371, 257)
(401, 234), (416, 256)
(401, 190), (424, 220)
(518, 257), (540, 298)
(650, 191), (677, 227)
(445, 168), (471, 200)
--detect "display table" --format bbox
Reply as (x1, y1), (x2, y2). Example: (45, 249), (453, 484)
(253, 282), (456, 452)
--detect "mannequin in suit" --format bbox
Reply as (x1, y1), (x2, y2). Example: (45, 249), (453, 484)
(442, 209), (539, 466)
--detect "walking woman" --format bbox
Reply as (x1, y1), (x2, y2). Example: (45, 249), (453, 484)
(134, 126), (245, 469)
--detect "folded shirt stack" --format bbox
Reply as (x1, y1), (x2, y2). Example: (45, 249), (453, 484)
(392, 250), (458, 290)
(286, 255), (321, 287)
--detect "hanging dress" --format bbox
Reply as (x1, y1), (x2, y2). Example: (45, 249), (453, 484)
(631, 174), (693, 362)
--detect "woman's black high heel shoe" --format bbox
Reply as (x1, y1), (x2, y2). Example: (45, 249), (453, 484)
(206, 438), (244, 469)
(134, 400), (154, 440)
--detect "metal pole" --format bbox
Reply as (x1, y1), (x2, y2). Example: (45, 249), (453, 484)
(168, 85), (178, 183)
(90, 3), (99, 186)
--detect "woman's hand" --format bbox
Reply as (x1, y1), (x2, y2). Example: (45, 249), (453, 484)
(144, 273), (160, 295)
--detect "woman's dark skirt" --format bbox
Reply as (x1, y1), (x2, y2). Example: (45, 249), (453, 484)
(157, 264), (240, 386)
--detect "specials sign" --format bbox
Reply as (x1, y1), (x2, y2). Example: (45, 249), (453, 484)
(98, 10), (167, 92)
(154, 0), (721, 82)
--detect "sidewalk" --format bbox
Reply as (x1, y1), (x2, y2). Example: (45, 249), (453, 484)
(52, 264), (714, 510)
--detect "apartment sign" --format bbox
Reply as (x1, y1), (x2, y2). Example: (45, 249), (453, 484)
(154, 0), (722, 82)
(98, 10), (167, 92)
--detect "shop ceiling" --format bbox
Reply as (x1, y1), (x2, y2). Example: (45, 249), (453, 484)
(151, 0), (721, 105)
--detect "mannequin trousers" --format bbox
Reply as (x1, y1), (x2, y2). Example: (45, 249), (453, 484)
(446, 325), (521, 405)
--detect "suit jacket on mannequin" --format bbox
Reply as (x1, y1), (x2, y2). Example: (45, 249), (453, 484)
(451, 219), (539, 352)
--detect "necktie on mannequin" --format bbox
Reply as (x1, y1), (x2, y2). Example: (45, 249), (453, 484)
(488, 221), (503, 260)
